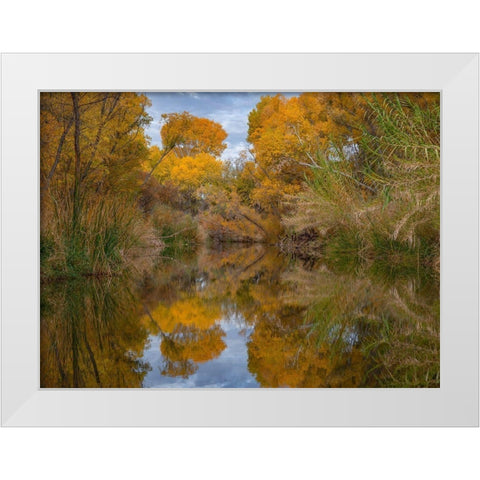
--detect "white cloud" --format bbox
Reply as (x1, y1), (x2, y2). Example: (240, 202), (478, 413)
(144, 107), (164, 146)
(221, 141), (251, 161)
(207, 108), (251, 136)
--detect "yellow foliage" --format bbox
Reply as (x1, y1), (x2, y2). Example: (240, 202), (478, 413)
(41, 92), (151, 198)
(155, 152), (224, 191)
(145, 295), (221, 333)
(161, 324), (226, 364)
(160, 111), (227, 158)
(248, 318), (365, 388)
(242, 93), (373, 217)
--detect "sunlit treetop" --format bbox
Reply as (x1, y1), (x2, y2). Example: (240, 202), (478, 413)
(154, 152), (225, 191)
(160, 111), (228, 158)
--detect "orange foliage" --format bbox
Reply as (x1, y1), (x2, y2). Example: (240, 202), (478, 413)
(248, 316), (365, 388)
(160, 112), (227, 158)
(143, 293), (226, 378)
(41, 92), (151, 197)
(242, 93), (372, 216)
(161, 324), (226, 365)
(145, 296), (221, 333)
(155, 152), (224, 191)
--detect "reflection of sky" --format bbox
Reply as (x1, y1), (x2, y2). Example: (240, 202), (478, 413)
(141, 314), (259, 388)
(144, 92), (299, 161)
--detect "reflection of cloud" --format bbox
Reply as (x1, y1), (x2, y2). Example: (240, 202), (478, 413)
(141, 318), (260, 388)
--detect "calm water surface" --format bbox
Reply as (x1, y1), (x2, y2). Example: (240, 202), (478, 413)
(40, 245), (440, 388)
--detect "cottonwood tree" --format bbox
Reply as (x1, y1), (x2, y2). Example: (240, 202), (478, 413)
(143, 112), (227, 185)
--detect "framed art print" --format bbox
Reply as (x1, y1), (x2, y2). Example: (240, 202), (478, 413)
(1, 53), (478, 426)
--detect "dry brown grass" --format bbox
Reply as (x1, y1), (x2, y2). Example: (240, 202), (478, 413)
(282, 93), (440, 269)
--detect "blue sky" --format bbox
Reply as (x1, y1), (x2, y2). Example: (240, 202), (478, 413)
(144, 92), (298, 160)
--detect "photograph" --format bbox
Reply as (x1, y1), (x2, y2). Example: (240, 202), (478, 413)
(40, 91), (440, 388)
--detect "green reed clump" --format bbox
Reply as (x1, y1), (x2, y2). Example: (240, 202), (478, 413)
(323, 227), (367, 273)
(41, 193), (158, 279)
(40, 234), (56, 270)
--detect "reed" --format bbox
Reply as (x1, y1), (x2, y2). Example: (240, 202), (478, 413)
(282, 93), (440, 270)
(41, 193), (160, 279)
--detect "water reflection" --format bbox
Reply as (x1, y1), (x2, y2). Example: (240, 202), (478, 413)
(41, 244), (439, 388)
(40, 277), (151, 388)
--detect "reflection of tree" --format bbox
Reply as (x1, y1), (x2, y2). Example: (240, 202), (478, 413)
(143, 301), (226, 379)
(41, 277), (151, 388)
(278, 264), (440, 387)
(146, 297), (220, 332)
(247, 306), (365, 388)
(39, 242), (439, 389)
(160, 324), (226, 378)
(192, 243), (439, 388)
(184, 245), (369, 387)
(196, 244), (288, 314)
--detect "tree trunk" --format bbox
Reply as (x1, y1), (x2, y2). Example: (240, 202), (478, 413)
(70, 93), (82, 226)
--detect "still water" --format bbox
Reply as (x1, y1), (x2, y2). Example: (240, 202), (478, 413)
(40, 244), (440, 388)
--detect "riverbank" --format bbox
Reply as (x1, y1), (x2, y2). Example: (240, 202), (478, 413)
(279, 227), (439, 277)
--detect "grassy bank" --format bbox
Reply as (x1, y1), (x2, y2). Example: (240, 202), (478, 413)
(41, 195), (163, 280)
(281, 93), (440, 272)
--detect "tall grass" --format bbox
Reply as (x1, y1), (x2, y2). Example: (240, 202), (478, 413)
(41, 193), (160, 279)
(283, 93), (440, 270)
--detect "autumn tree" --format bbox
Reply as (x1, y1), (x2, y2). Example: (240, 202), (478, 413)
(242, 93), (372, 214)
(161, 112), (227, 157)
(156, 152), (224, 191)
(41, 92), (152, 202)
(143, 112), (228, 185)
(40, 92), (156, 277)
